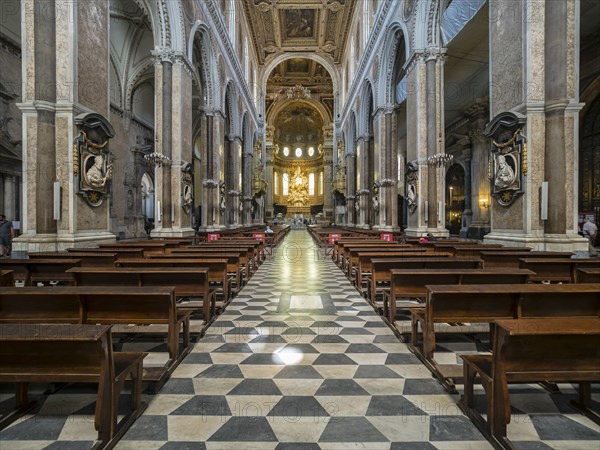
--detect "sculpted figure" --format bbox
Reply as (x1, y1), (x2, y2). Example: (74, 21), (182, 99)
(86, 155), (111, 189)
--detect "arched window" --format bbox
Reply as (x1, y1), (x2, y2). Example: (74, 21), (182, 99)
(283, 173), (289, 196)
(319, 171), (324, 196)
(309, 173), (315, 195)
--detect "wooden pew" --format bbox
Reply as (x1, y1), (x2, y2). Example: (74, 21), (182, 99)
(67, 267), (215, 324)
(333, 239), (391, 264)
(0, 270), (14, 287)
(519, 257), (600, 282)
(575, 267), (600, 283)
(0, 286), (190, 385)
(343, 244), (415, 277)
(352, 250), (430, 288)
(149, 252), (243, 291)
(337, 241), (406, 268)
(0, 259), (81, 286)
(197, 241), (263, 270)
(480, 251), (573, 268)
(0, 324), (147, 449)
(116, 258), (233, 305)
(432, 243), (504, 255)
(98, 241), (170, 256)
(68, 247), (144, 259)
(451, 246), (531, 258)
(29, 252), (117, 267)
(175, 246), (253, 280)
(410, 284), (600, 390)
(368, 257), (481, 307)
(460, 318), (600, 449)
(384, 268), (534, 323)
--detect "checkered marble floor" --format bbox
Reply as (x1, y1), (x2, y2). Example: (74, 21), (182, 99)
(1, 230), (599, 450)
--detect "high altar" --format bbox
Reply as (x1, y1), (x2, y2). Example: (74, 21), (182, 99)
(287, 166), (311, 214)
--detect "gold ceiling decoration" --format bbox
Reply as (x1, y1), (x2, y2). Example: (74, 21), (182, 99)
(241, 0), (357, 64)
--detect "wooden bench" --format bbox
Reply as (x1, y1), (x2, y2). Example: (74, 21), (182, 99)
(368, 257), (482, 307)
(0, 286), (190, 386)
(29, 252), (117, 267)
(343, 244), (415, 277)
(98, 242), (170, 256)
(480, 251), (573, 268)
(149, 252), (243, 291)
(519, 257), (600, 282)
(0, 259), (81, 286)
(68, 247), (145, 259)
(198, 242), (263, 271)
(352, 250), (431, 288)
(410, 284), (600, 390)
(460, 318), (600, 449)
(116, 258), (234, 305)
(0, 324), (146, 449)
(383, 269), (534, 324)
(174, 246), (252, 282)
(575, 267), (600, 283)
(333, 239), (391, 265)
(451, 246), (531, 258)
(0, 270), (14, 287)
(67, 267), (216, 324)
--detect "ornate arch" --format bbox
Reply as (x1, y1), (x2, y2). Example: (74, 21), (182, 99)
(379, 23), (409, 107)
(260, 53), (341, 106)
(109, 55), (123, 108)
(124, 58), (155, 111)
(266, 98), (332, 130)
(189, 22), (219, 110)
(412, 0), (440, 50)
(346, 110), (358, 154)
(224, 81), (240, 138)
(358, 80), (375, 138)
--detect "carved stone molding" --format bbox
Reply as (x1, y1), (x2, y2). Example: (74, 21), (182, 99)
(356, 189), (371, 196)
(202, 178), (220, 187)
(152, 47), (177, 64)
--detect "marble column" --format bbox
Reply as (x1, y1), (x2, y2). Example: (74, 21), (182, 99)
(151, 52), (173, 235)
(199, 111), (224, 231)
(345, 152), (357, 226)
(373, 106), (400, 230)
(484, 0), (585, 251)
(323, 145), (334, 219)
(265, 146), (275, 221)
(459, 148), (472, 238)
(404, 48), (448, 237)
(3, 175), (16, 221)
(163, 56), (194, 237)
(355, 136), (371, 228)
(15, 0), (115, 251)
(467, 121), (491, 239)
(242, 144), (254, 226)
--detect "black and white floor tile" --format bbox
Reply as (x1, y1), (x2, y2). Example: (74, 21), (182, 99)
(0, 230), (598, 449)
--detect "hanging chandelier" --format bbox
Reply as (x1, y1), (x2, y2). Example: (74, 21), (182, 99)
(144, 152), (172, 167)
(426, 153), (453, 168)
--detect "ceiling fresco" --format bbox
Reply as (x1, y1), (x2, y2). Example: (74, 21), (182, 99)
(241, 0), (357, 64)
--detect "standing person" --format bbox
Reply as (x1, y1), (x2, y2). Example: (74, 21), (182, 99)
(583, 218), (598, 255)
(0, 214), (15, 257)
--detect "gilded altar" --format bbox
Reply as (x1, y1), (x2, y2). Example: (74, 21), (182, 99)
(287, 166), (310, 207)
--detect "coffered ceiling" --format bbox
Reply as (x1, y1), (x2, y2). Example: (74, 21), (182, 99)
(241, 0), (357, 64)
